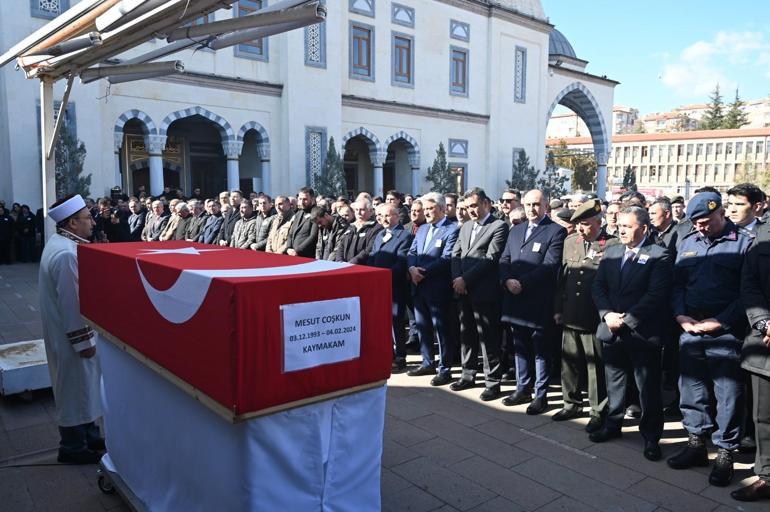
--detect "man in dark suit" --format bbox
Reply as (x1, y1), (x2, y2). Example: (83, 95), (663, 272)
(216, 201), (240, 246)
(198, 199), (223, 244)
(287, 187), (319, 257)
(333, 199), (381, 264)
(369, 203), (413, 372)
(499, 189), (566, 414)
(449, 188), (508, 400)
(733, 223), (770, 502)
(590, 205), (672, 462)
(406, 192), (460, 386)
(127, 199), (146, 242)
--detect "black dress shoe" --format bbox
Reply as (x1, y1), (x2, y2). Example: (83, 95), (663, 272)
(552, 408), (582, 422)
(430, 373), (453, 386)
(585, 416), (603, 434)
(501, 371), (517, 382)
(738, 435), (757, 454)
(731, 479), (770, 502)
(589, 428), (622, 443)
(479, 386), (501, 402)
(526, 396), (548, 415)
(392, 358), (407, 373)
(663, 404), (682, 419)
(643, 441), (661, 461)
(450, 379), (475, 391)
(709, 448), (734, 487)
(407, 365), (435, 377)
(58, 449), (102, 465)
(502, 390), (532, 407)
(667, 433), (708, 469)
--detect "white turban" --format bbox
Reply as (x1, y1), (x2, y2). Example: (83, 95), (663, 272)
(48, 194), (86, 223)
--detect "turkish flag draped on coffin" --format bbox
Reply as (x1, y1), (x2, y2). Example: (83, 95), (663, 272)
(78, 241), (392, 420)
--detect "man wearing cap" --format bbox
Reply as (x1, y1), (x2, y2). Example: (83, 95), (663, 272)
(553, 199), (618, 432)
(733, 222), (770, 501)
(670, 195), (686, 222)
(39, 195), (104, 464)
(668, 191), (753, 486)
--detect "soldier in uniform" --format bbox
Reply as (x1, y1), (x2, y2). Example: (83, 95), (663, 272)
(552, 199), (618, 433)
(668, 192), (754, 487)
(734, 223), (770, 501)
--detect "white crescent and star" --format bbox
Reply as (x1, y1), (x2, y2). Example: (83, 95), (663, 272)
(135, 247), (351, 324)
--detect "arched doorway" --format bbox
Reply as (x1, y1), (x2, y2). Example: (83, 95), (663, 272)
(114, 110), (157, 196)
(383, 131), (420, 194)
(237, 121), (270, 195)
(163, 115), (228, 197)
(546, 82), (611, 197)
(342, 127), (382, 197)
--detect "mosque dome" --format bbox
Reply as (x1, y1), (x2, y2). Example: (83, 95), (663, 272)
(549, 29), (577, 59)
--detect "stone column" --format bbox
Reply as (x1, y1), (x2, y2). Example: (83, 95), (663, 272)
(370, 150), (386, 198)
(146, 134), (167, 196)
(258, 142), (271, 195)
(596, 151), (608, 200)
(114, 132), (123, 190)
(223, 140), (244, 192)
(409, 154), (421, 196)
(252, 177), (262, 193)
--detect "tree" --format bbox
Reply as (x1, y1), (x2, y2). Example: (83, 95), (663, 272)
(425, 142), (455, 193)
(723, 88), (750, 129)
(550, 141), (596, 192)
(537, 150), (569, 198)
(700, 84), (725, 130)
(622, 165), (637, 192)
(674, 114), (694, 132)
(633, 121), (647, 134)
(733, 157), (770, 190)
(506, 149), (539, 191)
(312, 137), (347, 198)
(55, 122), (91, 199)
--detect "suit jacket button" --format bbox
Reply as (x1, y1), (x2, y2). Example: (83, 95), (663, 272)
(576, 282), (581, 286)
(576, 292), (580, 296)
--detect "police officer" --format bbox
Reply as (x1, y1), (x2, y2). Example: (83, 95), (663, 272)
(553, 199), (618, 432)
(668, 192), (753, 487)
(734, 223), (770, 501)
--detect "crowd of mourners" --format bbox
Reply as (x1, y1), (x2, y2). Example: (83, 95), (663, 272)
(7, 180), (770, 501)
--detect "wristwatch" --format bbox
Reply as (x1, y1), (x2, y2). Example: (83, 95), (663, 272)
(754, 320), (769, 336)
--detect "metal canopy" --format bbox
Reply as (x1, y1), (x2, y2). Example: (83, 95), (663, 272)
(0, 0), (325, 239)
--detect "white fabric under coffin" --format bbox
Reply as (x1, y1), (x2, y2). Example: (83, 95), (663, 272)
(99, 339), (386, 512)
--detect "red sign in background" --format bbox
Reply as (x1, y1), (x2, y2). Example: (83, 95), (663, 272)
(78, 242), (393, 419)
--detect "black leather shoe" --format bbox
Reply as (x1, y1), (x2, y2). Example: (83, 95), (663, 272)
(407, 365), (435, 377)
(589, 428), (622, 443)
(526, 396), (548, 415)
(88, 438), (106, 452)
(667, 433), (708, 469)
(739, 435), (757, 454)
(709, 448), (734, 487)
(625, 404), (641, 419)
(502, 390), (532, 407)
(430, 373), (453, 386)
(58, 449), (102, 465)
(585, 416), (603, 434)
(552, 408), (582, 421)
(392, 358), (407, 373)
(450, 379), (475, 391)
(643, 441), (661, 461)
(479, 386), (501, 402)
(501, 371), (517, 382)
(731, 479), (770, 501)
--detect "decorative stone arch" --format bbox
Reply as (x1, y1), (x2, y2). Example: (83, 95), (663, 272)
(237, 121), (269, 144)
(546, 82), (611, 196)
(383, 130), (421, 168)
(237, 121), (272, 194)
(128, 159), (184, 174)
(341, 126), (382, 164)
(114, 109), (157, 136)
(546, 82), (609, 158)
(159, 106), (235, 142)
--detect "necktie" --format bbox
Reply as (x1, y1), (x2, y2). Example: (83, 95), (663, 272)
(424, 224), (436, 252)
(620, 249), (635, 281)
(525, 223), (536, 241)
(470, 222), (481, 246)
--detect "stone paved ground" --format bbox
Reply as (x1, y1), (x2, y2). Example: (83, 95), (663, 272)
(0, 262), (765, 511)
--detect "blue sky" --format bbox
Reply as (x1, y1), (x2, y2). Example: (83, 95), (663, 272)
(541, 0), (770, 115)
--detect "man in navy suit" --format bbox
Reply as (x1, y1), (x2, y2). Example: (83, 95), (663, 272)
(590, 205), (672, 461)
(499, 189), (566, 414)
(406, 192), (460, 386)
(368, 203), (414, 372)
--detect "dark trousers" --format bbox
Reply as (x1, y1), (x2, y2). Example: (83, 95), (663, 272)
(678, 332), (744, 450)
(392, 305), (407, 359)
(59, 422), (101, 453)
(458, 297), (502, 388)
(413, 294), (456, 377)
(561, 327), (607, 417)
(510, 325), (549, 399)
(406, 296), (419, 344)
(0, 239), (10, 264)
(752, 373), (770, 480)
(603, 340), (663, 442)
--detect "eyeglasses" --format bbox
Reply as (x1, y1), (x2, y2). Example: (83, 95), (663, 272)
(500, 198), (515, 203)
